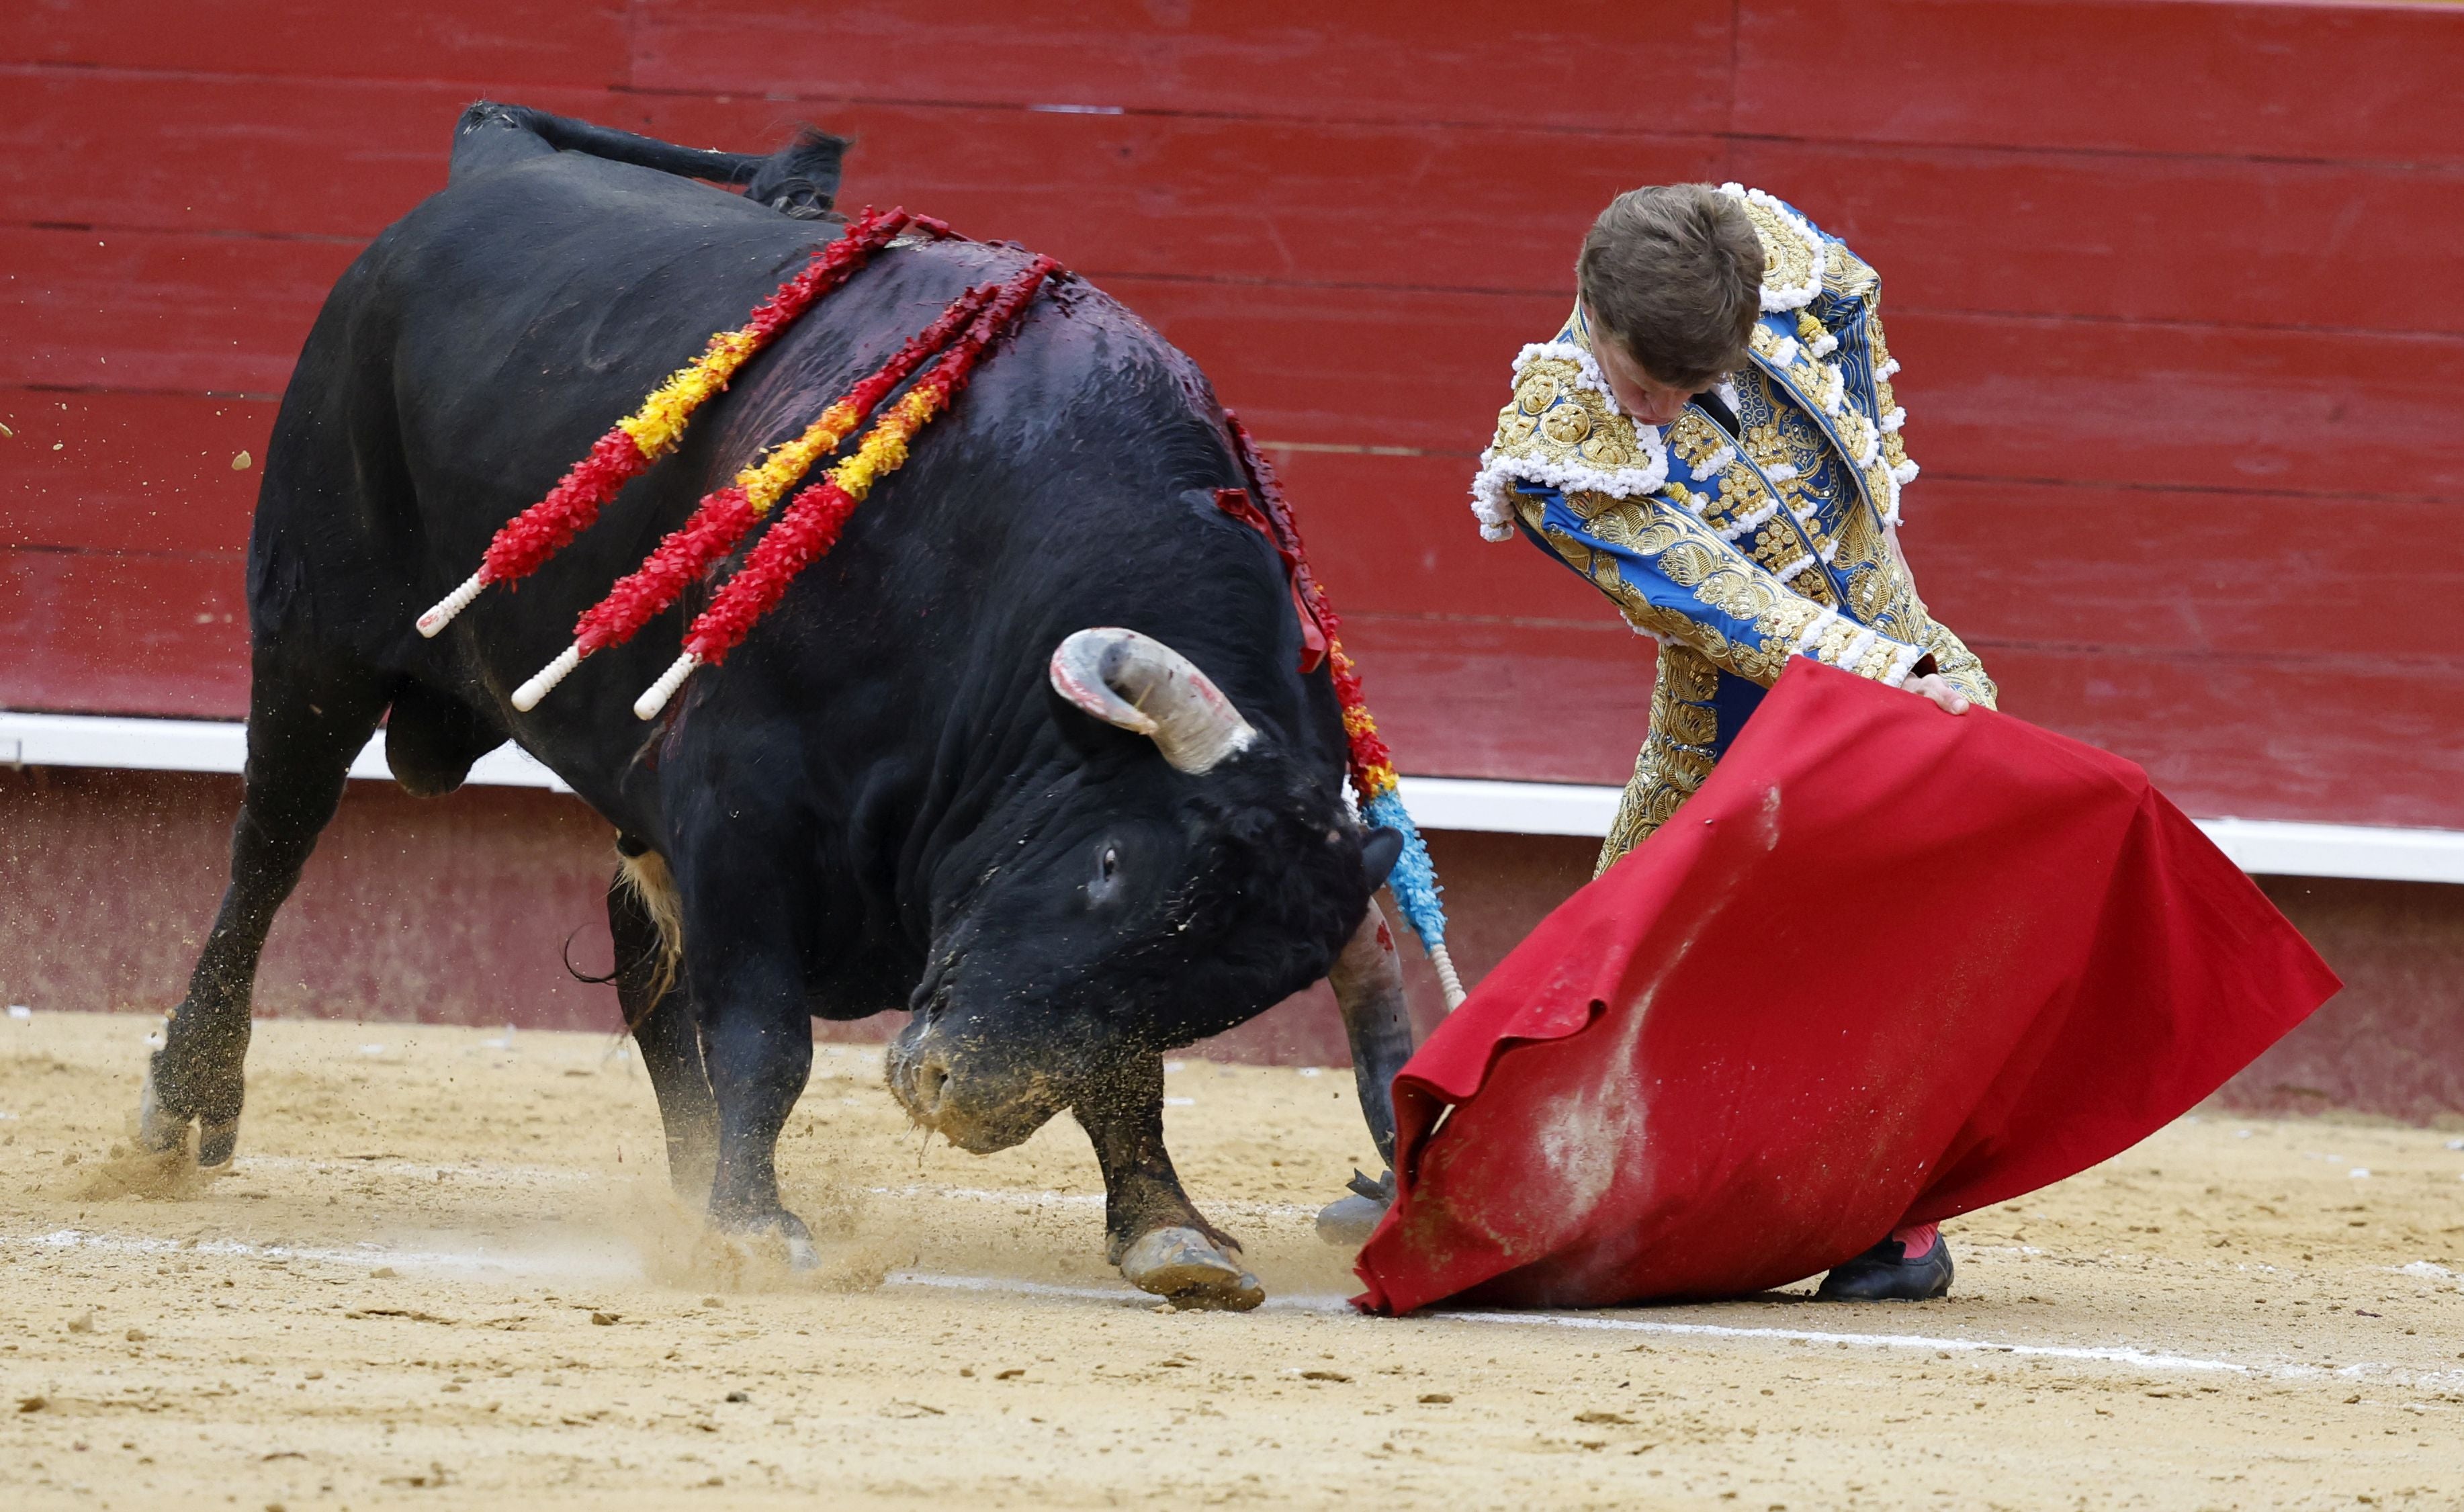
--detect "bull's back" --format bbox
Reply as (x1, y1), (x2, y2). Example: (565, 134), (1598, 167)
(248, 152), (836, 664)
(371, 157), (833, 562)
(246, 156), (1305, 841)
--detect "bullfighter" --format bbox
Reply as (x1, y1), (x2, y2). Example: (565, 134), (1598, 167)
(1470, 183), (1997, 1301)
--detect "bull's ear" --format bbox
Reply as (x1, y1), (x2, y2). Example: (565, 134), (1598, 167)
(1360, 826), (1404, 889)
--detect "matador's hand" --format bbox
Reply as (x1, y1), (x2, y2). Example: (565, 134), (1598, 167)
(1901, 672), (1970, 715)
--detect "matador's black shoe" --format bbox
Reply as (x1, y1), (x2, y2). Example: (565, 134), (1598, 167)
(1815, 1222), (1954, 1301)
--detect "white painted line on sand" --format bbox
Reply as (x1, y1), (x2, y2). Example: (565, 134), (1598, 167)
(14, 1226), (2460, 1389)
(867, 1184), (1101, 1210)
(864, 1183), (1318, 1222)
(897, 1272), (2249, 1373)
(235, 1155), (597, 1185)
(877, 1273), (2443, 1386)
(216, 1160), (1310, 1218)
(2, 1227), (640, 1282)
(1440, 1309), (2248, 1374)
(2397, 1261), (2462, 1290)
(883, 1270), (1230, 1306)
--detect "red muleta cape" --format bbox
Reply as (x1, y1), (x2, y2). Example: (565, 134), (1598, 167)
(1354, 660), (2339, 1315)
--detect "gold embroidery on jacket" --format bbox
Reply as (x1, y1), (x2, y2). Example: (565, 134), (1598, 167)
(1868, 312), (1915, 486)
(1499, 353), (1654, 479)
(1748, 323), (1902, 549)
(1822, 239), (1882, 304)
(1734, 193), (1822, 306)
(1486, 225), (1992, 867)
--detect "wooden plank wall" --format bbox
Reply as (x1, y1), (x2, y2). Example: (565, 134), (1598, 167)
(6, 0), (2461, 826)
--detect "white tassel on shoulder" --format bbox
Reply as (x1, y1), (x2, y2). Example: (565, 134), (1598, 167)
(510, 645), (582, 713)
(416, 572), (486, 638)
(633, 652), (702, 721)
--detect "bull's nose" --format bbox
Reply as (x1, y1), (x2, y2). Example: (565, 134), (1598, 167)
(885, 1039), (1055, 1156)
(910, 1057), (951, 1120)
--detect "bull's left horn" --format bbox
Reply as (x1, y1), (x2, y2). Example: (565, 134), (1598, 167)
(1049, 628), (1258, 774)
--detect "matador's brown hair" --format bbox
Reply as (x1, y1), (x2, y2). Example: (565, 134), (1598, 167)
(1577, 185), (1765, 390)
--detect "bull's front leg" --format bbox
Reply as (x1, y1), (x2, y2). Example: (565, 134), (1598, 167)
(1074, 1053), (1263, 1311)
(1333, 900), (1414, 1170)
(1315, 901), (1413, 1246)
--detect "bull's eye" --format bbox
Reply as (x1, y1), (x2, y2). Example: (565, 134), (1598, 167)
(1088, 844), (1123, 903)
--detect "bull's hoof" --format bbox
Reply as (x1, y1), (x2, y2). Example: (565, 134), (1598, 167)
(1315, 1167), (1395, 1247)
(715, 1208), (820, 1272)
(138, 1052), (243, 1168)
(195, 1118), (240, 1169)
(1119, 1227), (1264, 1312)
(136, 1073), (238, 1165)
(135, 1075), (190, 1157)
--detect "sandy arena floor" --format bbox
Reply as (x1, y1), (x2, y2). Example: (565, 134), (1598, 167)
(2, 1011), (2461, 1509)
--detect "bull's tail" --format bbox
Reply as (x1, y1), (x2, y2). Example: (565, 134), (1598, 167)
(451, 101), (846, 220)
(614, 847), (687, 1015)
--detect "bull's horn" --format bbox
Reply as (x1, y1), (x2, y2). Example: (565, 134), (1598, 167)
(1049, 627), (1259, 774)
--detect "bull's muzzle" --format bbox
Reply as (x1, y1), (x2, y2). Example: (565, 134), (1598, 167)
(886, 1014), (1060, 1155)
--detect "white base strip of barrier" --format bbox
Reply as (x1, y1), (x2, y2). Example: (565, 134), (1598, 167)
(3, 711), (2459, 884)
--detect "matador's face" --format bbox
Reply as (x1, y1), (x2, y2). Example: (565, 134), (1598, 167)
(1589, 323), (1704, 429)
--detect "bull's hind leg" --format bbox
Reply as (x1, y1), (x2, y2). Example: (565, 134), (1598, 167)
(1075, 1053), (1263, 1311)
(605, 847), (718, 1202)
(140, 647), (388, 1165)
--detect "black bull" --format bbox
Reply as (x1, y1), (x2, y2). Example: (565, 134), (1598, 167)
(135, 107), (1419, 1309)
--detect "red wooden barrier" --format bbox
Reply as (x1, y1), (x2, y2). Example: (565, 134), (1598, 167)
(627, 0), (1739, 132)
(24, 76), (2464, 336)
(3, 0), (2460, 829)
(0, 551), (250, 716)
(1736, 0), (2464, 166)
(0, 390), (267, 555)
(17, 221), (2458, 492)
(3, 1), (627, 84)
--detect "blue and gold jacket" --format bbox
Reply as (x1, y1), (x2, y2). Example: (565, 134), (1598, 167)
(1472, 185), (1995, 871)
